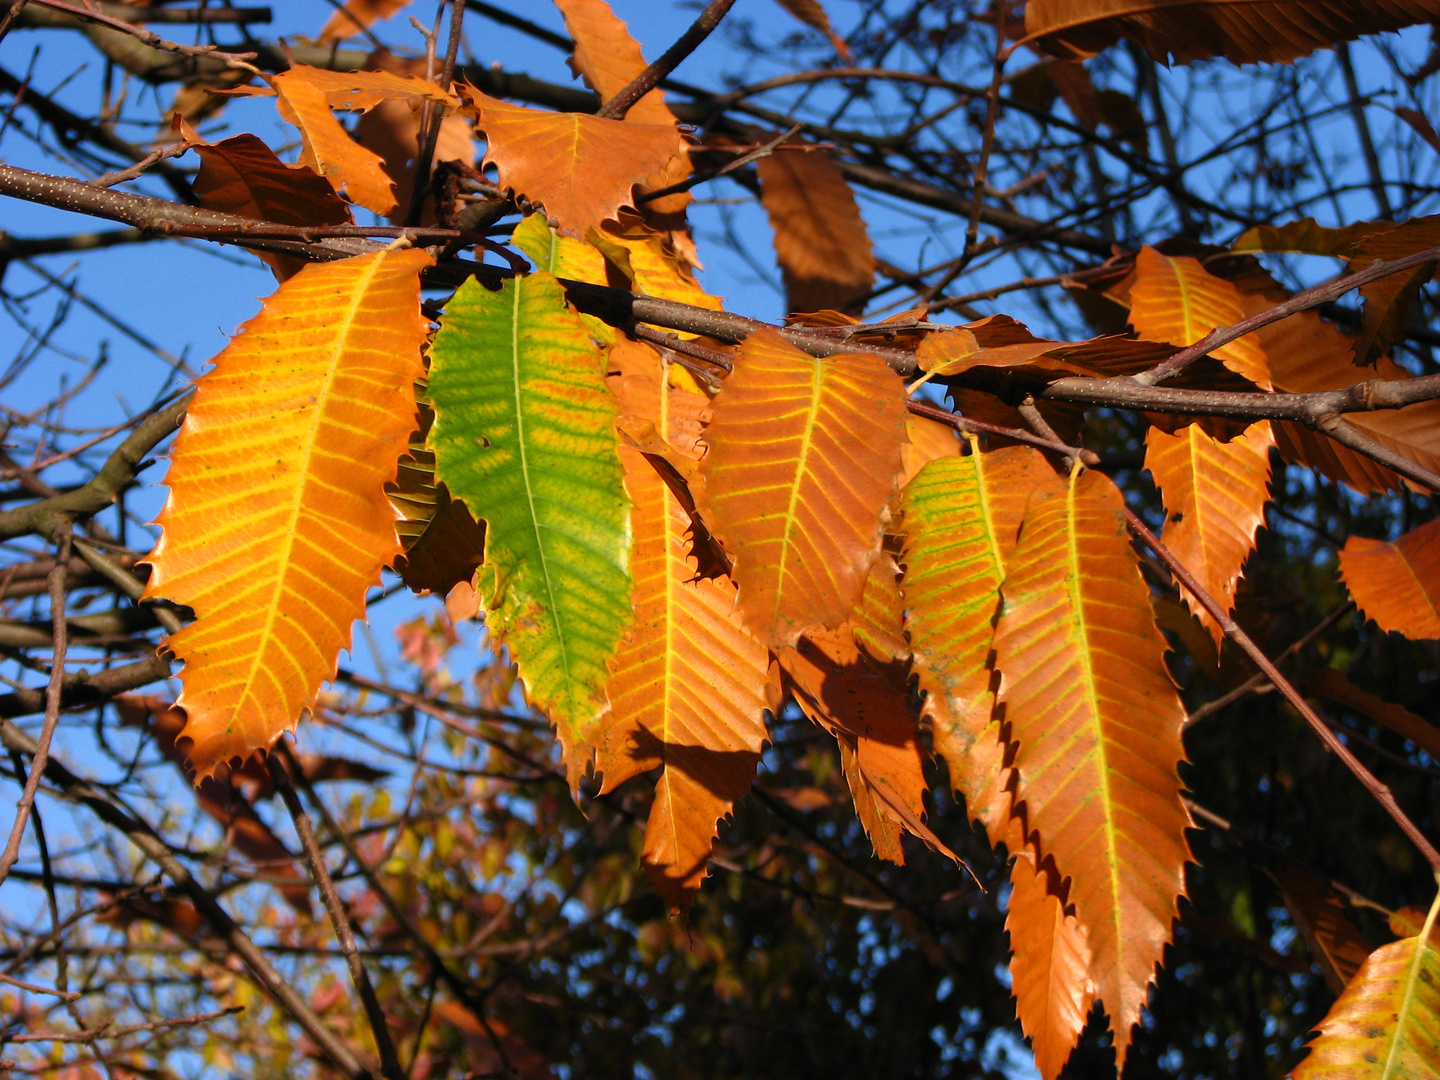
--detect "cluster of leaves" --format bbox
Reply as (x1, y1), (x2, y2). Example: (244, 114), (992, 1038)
(92, 2), (1440, 1077)
(4, 0), (1440, 1077)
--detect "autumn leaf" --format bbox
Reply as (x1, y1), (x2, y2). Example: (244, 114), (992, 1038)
(991, 465), (1192, 1068)
(1021, 0), (1440, 66)
(1304, 667), (1440, 760)
(1129, 245), (1271, 388)
(317, 0), (413, 43)
(185, 132), (353, 281)
(143, 247), (433, 781)
(756, 141), (876, 315)
(1144, 420), (1274, 648)
(781, 612), (955, 865)
(1290, 894), (1440, 1079)
(511, 213), (618, 345)
(1267, 864), (1373, 996)
(1339, 517), (1440, 641)
(773, 0), (852, 60)
(1234, 215), (1440, 365)
(426, 270), (632, 781)
(695, 329), (908, 648)
(271, 70), (396, 215)
(462, 89), (684, 238)
(1007, 849), (1095, 1080)
(900, 444), (1058, 845)
(596, 340), (770, 912)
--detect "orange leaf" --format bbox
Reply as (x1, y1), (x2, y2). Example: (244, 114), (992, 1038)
(1348, 216), (1440, 365)
(317, 0), (413, 43)
(1143, 420), (1274, 648)
(553, 0), (692, 217)
(1304, 667), (1440, 761)
(187, 132), (353, 281)
(901, 444), (1058, 845)
(757, 143), (876, 316)
(279, 64), (457, 112)
(1268, 864), (1373, 996)
(1339, 517), (1440, 641)
(899, 414), (960, 487)
(462, 89), (683, 237)
(1021, 0), (1438, 65)
(143, 248), (432, 780)
(850, 551), (911, 668)
(1129, 245), (1271, 388)
(781, 615), (957, 866)
(596, 341), (770, 912)
(1007, 851), (1095, 1080)
(272, 70), (396, 215)
(695, 329), (908, 647)
(992, 466), (1191, 1068)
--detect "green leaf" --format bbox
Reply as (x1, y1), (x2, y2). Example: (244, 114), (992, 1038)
(427, 270), (632, 780)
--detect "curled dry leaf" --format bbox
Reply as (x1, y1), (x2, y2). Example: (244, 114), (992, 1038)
(992, 467), (1191, 1069)
(1022, 0), (1440, 66)
(183, 130), (352, 281)
(1339, 517), (1440, 641)
(143, 248), (433, 781)
(462, 89), (684, 238)
(695, 329), (908, 648)
(388, 411), (487, 599)
(756, 141), (876, 316)
(597, 340), (770, 912)
(1144, 420), (1274, 648)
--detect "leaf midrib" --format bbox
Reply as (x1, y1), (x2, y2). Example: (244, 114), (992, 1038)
(774, 356), (825, 635)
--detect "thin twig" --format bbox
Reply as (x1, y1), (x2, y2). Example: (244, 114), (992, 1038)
(0, 971), (80, 1000)
(1125, 508), (1440, 874)
(596, 0), (738, 120)
(7, 1006), (241, 1044)
(0, 524), (70, 886)
(268, 747), (405, 1080)
(22, 0), (256, 64)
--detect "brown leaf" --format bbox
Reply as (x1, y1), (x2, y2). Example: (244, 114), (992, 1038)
(757, 142), (876, 316)
(1022, 0), (1440, 66)
(1339, 517), (1440, 641)
(1268, 864), (1373, 995)
(462, 89), (683, 237)
(389, 409), (487, 598)
(1348, 216), (1440, 365)
(1007, 850), (1095, 1080)
(597, 341), (771, 911)
(772, 0), (852, 60)
(992, 467), (1191, 1068)
(1304, 667), (1440, 760)
(185, 132), (352, 281)
(695, 329), (908, 648)
(1144, 420), (1274, 648)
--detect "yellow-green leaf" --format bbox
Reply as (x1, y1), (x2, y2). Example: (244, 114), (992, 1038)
(426, 270), (631, 779)
(144, 248), (433, 781)
(1291, 892), (1440, 1079)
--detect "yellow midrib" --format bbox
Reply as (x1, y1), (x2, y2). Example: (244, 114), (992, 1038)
(234, 251), (387, 726)
(1061, 466), (1123, 965)
(774, 356), (825, 634)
